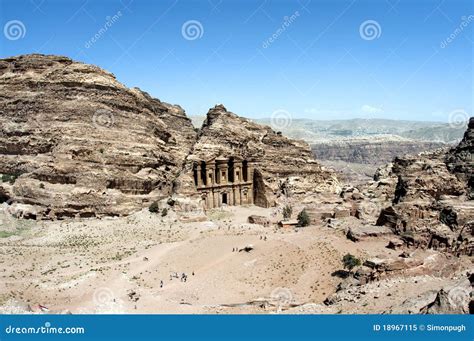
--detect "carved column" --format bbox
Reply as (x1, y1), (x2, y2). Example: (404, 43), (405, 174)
(207, 160), (216, 186)
(247, 162), (254, 183)
(196, 164), (202, 187)
(207, 191), (213, 209)
(233, 161), (242, 183)
(235, 186), (241, 205)
(213, 191), (219, 208)
(247, 186), (254, 205)
(216, 158), (228, 185)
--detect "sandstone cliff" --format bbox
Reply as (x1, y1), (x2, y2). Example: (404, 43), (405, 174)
(0, 54), (336, 218)
(0, 54), (196, 218)
(374, 118), (473, 256)
(175, 104), (339, 207)
(311, 138), (446, 165)
(446, 118), (474, 199)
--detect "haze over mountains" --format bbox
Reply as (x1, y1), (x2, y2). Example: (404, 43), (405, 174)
(191, 117), (465, 144)
(191, 116), (466, 182)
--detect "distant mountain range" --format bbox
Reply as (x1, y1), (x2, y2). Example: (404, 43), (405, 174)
(190, 116), (466, 178)
(190, 117), (465, 144)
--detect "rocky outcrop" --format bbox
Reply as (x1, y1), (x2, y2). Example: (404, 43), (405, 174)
(346, 225), (392, 242)
(0, 54), (338, 218)
(374, 120), (474, 256)
(419, 276), (472, 314)
(175, 105), (339, 206)
(445, 117), (474, 199)
(389, 273), (473, 314)
(0, 54), (197, 218)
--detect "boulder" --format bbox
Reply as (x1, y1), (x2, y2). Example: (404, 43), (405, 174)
(420, 277), (472, 314)
(387, 238), (404, 250)
(247, 215), (270, 226)
(346, 225), (392, 242)
(334, 207), (351, 218)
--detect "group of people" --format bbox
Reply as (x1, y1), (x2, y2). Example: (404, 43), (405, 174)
(163, 271), (195, 286)
(180, 273), (188, 282)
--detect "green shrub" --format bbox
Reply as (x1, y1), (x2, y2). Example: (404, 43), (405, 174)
(149, 201), (159, 213)
(297, 209), (310, 227)
(39, 183), (45, 189)
(161, 208), (168, 217)
(282, 205), (293, 219)
(342, 253), (361, 272)
(1, 174), (17, 184)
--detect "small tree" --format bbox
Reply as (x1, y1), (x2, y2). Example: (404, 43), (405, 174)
(342, 253), (361, 272)
(282, 205), (293, 220)
(149, 201), (159, 213)
(161, 208), (168, 217)
(297, 209), (310, 227)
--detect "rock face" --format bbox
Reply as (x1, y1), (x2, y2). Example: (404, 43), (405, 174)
(0, 54), (337, 218)
(446, 117), (474, 199)
(374, 120), (473, 256)
(175, 105), (339, 207)
(311, 138), (446, 165)
(0, 54), (197, 218)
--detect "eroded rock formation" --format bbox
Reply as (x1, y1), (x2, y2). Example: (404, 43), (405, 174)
(0, 54), (196, 218)
(0, 54), (337, 218)
(374, 119), (473, 256)
(174, 104), (339, 207)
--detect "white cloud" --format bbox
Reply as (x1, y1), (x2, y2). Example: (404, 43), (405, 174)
(361, 104), (384, 115)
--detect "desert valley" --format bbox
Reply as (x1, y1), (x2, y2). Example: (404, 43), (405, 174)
(0, 54), (472, 314)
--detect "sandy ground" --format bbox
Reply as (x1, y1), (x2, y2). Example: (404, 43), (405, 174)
(0, 204), (471, 314)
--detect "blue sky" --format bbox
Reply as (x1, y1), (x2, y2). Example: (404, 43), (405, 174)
(0, 0), (472, 122)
